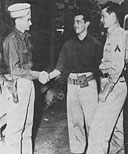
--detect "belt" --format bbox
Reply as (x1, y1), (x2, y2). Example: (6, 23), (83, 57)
(68, 74), (94, 85)
(101, 73), (124, 78)
(101, 73), (109, 78)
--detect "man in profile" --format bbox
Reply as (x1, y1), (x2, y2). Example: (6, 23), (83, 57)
(2, 3), (44, 154)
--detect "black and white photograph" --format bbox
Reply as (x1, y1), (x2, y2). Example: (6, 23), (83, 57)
(0, 0), (128, 154)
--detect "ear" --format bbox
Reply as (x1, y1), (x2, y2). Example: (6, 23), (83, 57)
(85, 21), (90, 28)
(15, 18), (19, 24)
(111, 12), (118, 23)
(111, 12), (116, 18)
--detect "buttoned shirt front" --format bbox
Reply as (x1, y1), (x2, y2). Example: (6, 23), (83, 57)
(3, 28), (33, 79)
(99, 26), (127, 83)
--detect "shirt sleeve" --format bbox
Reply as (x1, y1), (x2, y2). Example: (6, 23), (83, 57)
(94, 40), (103, 75)
(125, 33), (128, 64)
(3, 37), (33, 79)
(55, 42), (67, 73)
(109, 32), (127, 83)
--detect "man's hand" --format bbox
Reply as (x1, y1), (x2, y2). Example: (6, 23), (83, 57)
(100, 77), (108, 92)
(99, 91), (108, 103)
(38, 71), (50, 84)
(4, 80), (16, 92)
(99, 82), (115, 103)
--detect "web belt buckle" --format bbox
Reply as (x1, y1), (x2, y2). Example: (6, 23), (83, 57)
(77, 74), (89, 88)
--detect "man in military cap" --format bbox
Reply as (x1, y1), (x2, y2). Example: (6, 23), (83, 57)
(2, 3), (44, 154)
(86, 2), (127, 154)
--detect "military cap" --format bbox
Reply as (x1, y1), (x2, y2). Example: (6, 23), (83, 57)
(8, 3), (31, 18)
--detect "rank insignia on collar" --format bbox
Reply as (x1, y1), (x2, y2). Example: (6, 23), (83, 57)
(115, 45), (121, 52)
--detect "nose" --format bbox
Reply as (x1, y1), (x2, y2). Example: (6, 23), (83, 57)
(100, 16), (103, 22)
(29, 20), (32, 26)
(74, 22), (77, 28)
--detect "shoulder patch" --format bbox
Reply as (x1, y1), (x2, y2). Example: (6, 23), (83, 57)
(114, 45), (121, 52)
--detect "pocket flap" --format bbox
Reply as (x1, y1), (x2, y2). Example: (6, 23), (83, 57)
(19, 49), (29, 53)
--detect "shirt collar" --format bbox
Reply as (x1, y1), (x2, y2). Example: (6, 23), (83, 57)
(107, 24), (120, 36)
(74, 34), (89, 42)
(13, 28), (31, 40)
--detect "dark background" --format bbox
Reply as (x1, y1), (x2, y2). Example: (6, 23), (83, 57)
(1, 0), (128, 153)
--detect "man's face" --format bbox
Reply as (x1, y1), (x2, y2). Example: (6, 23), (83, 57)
(74, 15), (87, 35)
(19, 13), (32, 32)
(100, 8), (116, 28)
(22, 14), (32, 31)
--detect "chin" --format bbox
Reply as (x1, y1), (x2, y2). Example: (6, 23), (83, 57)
(104, 23), (110, 28)
(102, 23), (107, 28)
(103, 25), (107, 28)
(75, 31), (80, 34)
(26, 28), (30, 31)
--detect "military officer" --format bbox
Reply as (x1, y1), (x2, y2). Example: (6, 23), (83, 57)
(86, 2), (127, 154)
(2, 3), (43, 154)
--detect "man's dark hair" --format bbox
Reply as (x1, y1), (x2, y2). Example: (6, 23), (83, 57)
(102, 1), (125, 27)
(74, 7), (91, 22)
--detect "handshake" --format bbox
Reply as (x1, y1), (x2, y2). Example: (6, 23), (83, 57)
(38, 71), (50, 84)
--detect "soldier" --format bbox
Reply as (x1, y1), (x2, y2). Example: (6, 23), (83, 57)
(86, 2), (127, 154)
(39, 8), (103, 154)
(2, 3), (44, 154)
(123, 13), (128, 154)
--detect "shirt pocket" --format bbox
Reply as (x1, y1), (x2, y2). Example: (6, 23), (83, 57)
(104, 43), (112, 61)
(18, 49), (29, 64)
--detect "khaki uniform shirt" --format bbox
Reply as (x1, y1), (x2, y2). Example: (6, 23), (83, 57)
(99, 26), (127, 84)
(3, 28), (33, 79)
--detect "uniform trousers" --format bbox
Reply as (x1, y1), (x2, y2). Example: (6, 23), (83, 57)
(86, 80), (127, 154)
(0, 85), (10, 122)
(67, 77), (98, 153)
(4, 78), (35, 154)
